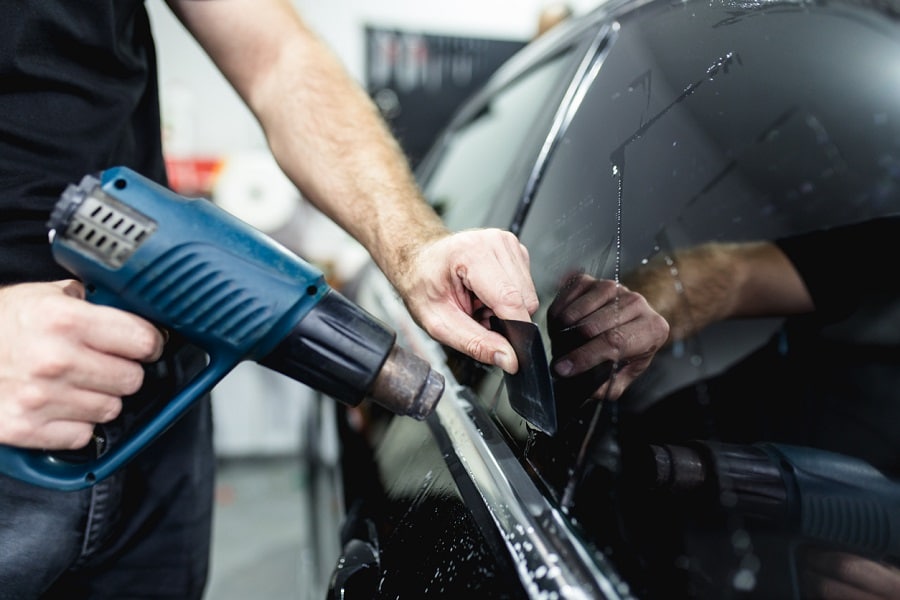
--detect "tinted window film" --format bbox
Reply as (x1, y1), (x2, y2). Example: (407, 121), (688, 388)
(484, 1), (900, 598)
(338, 411), (525, 598)
(421, 49), (575, 232)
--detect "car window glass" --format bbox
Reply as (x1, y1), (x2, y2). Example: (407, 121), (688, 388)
(471, 1), (900, 598)
(421, 50), (575, 232)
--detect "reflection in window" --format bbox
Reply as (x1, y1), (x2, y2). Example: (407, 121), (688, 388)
(506, 0), (900, 598)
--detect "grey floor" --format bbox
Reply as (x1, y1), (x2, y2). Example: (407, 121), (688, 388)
(204, 456), (343, 600)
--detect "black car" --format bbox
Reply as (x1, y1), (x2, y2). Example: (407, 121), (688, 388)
(328, 0), (900, 598)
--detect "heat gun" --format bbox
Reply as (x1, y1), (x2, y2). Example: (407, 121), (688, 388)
(644, 440), (900, 560)
(0, 166), (444, 491)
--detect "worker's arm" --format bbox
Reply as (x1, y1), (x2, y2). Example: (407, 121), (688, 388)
(166, 0), (537, 373)
(623, 241), (815, 344)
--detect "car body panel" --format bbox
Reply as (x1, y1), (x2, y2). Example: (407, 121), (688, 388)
(332, 0), (900, 597)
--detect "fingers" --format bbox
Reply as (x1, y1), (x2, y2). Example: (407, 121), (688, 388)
(405, 229), (538, 374)
(32, 280), (165, 363)
(552, 285), (668, 373)
(30, 344), (149, 398)
(449, 231), (537, 372)
(76, 302), (166, 363)
(0, 384), (123, 450)
(445, 311), (519, 373)
(548, 277), (669, 399)
(549, 272), (617, 323)
(454, 230), (538, 322)
(0, 281), (165, 450)
(802, 550), (900, 600)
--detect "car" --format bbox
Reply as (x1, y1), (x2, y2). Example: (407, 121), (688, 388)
(326, 0), (900, 598)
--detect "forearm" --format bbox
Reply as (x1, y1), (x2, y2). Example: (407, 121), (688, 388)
(249, 24), (448, 281)
(167, 0), (538, 371)
(625, 244), (740, 343)
(168, 0), (448, 285)
(625, 241), (814, 343)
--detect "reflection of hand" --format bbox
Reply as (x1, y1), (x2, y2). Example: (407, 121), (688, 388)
(801, 549), (900, 600)
(395, 229), (539, 375)
(548, 273), (669, 400)
(0, 280), (165, 450)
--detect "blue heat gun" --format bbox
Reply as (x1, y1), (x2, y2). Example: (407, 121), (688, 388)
(0, 166), (444, 491)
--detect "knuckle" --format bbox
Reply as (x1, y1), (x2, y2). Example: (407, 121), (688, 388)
(652, 314), (671, 343)
(579, 319), (605, 339)
(98, 398), (123, 423)
(518, 241), (530, 261)
(135, 330), (162, 360)
(119, 363), (146, 396)
(39, 301), (81, 335)
(496, 282), (523, 304)
(32, 354), (72, 379)
(127, 322), (163, 360)
(15, 383), (52, 412)
(67, 428), (95, 451)
(603, 327), (629, 353)
(464, 335), (492, 365)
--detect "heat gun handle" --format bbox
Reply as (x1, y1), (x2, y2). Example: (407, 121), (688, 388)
(762, 443), (900, 561)
(0, 351), (233, 491)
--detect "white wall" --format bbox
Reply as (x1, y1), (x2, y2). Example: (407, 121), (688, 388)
(148, 0), (601, 156)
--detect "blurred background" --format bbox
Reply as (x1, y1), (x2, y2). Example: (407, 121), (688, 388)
(144, 1), (598, 598)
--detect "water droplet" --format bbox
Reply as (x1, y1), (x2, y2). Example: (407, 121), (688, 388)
(732, 568), (757, 591)
(731, 529), (751, 550)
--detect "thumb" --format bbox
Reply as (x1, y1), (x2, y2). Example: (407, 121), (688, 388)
(432, 308), (520, 374)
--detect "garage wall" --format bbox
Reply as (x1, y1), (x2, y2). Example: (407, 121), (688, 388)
(148, 0), (600, 157)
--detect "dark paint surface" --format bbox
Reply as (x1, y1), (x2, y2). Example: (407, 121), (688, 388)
(337, 0), (900, 598)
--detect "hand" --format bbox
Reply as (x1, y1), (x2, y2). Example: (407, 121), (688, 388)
(0, 280), (165, 450)
(548, 273), (669, 400)
(800, 549), (900, 600)
(396, 229), (538, 374)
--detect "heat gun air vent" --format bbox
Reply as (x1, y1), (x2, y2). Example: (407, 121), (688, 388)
(64, 191), (157, 268)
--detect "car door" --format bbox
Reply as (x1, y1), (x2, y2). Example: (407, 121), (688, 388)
(334, 0), (900, 598)
(331, 13), (636, 600)
(500, 0), (900, 598)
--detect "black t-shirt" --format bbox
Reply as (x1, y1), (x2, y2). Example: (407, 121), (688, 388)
(772, 217), (900, 472)
(776, 216), (900, 329)
(0, 1), (166, 284)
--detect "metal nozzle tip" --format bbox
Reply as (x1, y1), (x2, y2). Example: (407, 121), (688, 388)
(368, 345), (445, 419)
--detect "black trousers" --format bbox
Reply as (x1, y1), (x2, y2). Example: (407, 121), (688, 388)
(0, 345), (215, 600)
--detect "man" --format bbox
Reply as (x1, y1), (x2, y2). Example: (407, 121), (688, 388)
(0, 2), (537, 598)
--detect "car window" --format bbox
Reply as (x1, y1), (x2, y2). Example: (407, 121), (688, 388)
(420, 48), (577, 232)
(470, 1), (900, 598)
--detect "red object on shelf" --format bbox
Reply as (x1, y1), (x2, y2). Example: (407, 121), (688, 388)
(164, 156), (224, 197)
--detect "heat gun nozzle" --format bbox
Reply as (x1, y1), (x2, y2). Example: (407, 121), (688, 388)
(369, 345), (445, 420)
(259, 290), (444, 419)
